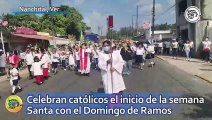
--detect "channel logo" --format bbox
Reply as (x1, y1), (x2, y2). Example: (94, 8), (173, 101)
(5, 95), (23, 113)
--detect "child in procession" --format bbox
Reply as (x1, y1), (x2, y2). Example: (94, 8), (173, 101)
(68, 51), (75, 70)
(30, 56), (44, 85)
(60, 51), (67, 71)
(9, 63), (22, 95)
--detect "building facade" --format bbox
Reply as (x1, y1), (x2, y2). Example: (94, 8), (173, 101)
(176, 0), (212, 56)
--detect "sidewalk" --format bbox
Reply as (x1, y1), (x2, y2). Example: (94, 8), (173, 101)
(156, 55), (212, 83)
(0, 68), (29, 82)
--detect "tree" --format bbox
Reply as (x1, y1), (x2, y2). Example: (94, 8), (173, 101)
(154, 23), (176, 30)
(0, 5), (88, 40)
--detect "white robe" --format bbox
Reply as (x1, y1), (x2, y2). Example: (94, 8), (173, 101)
(30, 62), (43, 76)
(69, 54), (75, 66)
(98, 51), (126, 94)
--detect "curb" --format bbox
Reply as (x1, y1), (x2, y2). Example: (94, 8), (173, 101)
(195, 75), (212, 84)
(156, 56), (166, 61)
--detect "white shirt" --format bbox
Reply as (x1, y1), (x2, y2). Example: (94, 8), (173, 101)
(184, 43), (191, 51)
(158, 42), (163, 48)
(136, 47), (145, 55)
(75, 51), (80, 60)
(25, 53), (34, 65)
(20, 52), (26, 59)
(147, 45), (155, 54)
(40, 53), (50, 68)
(190, 41), (194, 48)
(10, 68), (19, 81)
(30, 62), (43, 76)
(165, 42), (171, 48)
(51, 53), (59, 62)
(202, 41), (211, 50)
(92, 50), (98, 58)
(172, 42), (178, 48)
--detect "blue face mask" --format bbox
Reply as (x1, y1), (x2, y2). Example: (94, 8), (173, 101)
(103, 46), (111, 52)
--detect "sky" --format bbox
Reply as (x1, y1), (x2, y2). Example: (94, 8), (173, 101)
(0, 0), (176, 35)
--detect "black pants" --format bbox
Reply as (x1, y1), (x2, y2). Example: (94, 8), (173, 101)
(76, 60), (80, 70)
(172, 48), (178, 57)
(27, 65), (33, 78)
(204, 51), (210, 61)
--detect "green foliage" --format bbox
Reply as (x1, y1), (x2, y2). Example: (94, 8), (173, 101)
(0, 5), (88, 40)
(155, 23), (175, 30)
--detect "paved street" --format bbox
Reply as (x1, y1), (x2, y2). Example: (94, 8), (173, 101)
(1, 58), (212, 120)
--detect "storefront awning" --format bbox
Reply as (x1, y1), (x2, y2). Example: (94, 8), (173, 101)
(11, 33), (52, 41)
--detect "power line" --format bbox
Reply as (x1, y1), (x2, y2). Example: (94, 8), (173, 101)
(155, 4), (176, 21)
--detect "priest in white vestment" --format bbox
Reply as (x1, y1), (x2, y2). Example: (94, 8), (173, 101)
(98, 40), (126, 94)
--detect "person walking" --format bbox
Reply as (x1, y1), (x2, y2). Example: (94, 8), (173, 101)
(189, 40), (194, 59)
(183, 41), (191, 61)
(202, 37), (211, 63)
(30, 56), (44, 85)
(51, 48), (60, 74)
(0, 49), (6, 74)
(25, 49), (34, 80)
(79, 43), (91, 76)
(135, 43), (145, 70)
(98, 40), (126, 94)
(9, 63), (22, 95)
(74, 47), (80, 72)
(171, 39), (179, 59)
(92, 46), (99, 70)
(40, 48), (50, 80)
(120, 44), (133, 75)
(158, 41), (163, 55)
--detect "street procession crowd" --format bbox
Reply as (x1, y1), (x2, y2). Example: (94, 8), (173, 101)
(0, 40), (156, 95)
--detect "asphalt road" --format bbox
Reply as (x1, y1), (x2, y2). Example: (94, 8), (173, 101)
(0, 58), (212, 120)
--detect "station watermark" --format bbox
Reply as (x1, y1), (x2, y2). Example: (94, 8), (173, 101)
(184, 6), (201, 23)
(10, 6), (71, 15)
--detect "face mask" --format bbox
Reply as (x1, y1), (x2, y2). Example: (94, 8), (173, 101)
(103, 46), (111, 52)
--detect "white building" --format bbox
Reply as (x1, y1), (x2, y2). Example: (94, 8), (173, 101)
(175, 0), (212, 56)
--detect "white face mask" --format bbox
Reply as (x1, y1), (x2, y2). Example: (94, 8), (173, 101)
(103, 46), (111, 52)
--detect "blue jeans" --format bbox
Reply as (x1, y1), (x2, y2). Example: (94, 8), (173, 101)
(123, 60), (133, 75)
(185, 50), (190, 59)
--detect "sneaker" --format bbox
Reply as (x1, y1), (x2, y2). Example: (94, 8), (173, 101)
(64, 69), (66, 71)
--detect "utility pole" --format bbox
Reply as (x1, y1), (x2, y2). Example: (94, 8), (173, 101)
(152, 0), (155, 39)
(132, 15), (136, 36)
(49, 0), (52, 7)
(136, 5), (139, 35)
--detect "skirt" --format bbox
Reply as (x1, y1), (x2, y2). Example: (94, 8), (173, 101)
(43, 68), (48, 77)
(12, 80), (19, 86)
(136, 55), (143, 63)
(35, 75), (44, 84)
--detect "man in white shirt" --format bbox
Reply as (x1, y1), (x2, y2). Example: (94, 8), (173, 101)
(171, 40), (178, 59)
(202, 37), (211, 62)
(165, 41), (171, 55)
(189, 40), (194, 58)
(25, 49), (34, 80)
(158, 42), (163, 55)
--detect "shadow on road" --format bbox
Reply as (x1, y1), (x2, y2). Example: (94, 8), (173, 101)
(199, 69), (212, 71)
(182, 94), (212, 119)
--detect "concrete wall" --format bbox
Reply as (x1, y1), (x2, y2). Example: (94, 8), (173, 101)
(201, 0), (212, 20)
